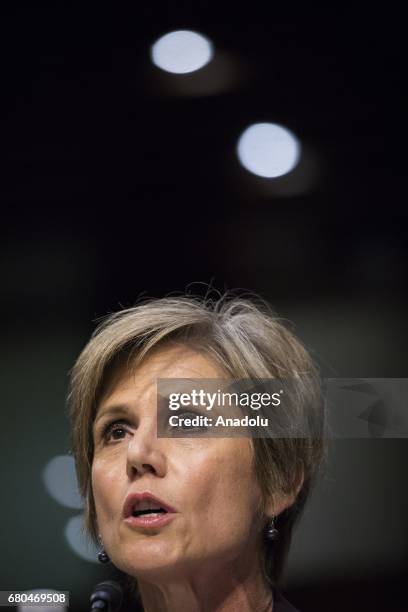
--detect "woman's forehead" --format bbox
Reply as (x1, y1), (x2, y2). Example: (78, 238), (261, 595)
(96, 344), (224, 412)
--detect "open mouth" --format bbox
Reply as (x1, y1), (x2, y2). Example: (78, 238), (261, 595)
(131, 501), (168, 518)
(123, 492), (175, 519)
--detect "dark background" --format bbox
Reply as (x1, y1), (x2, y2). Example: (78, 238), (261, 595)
(0, 3), (406, 611)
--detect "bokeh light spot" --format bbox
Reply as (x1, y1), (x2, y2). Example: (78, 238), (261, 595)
(237, 122), (301, 178)
(64, 514), (99, 563)
(42, 455), (82, 510)
(151, 30), (213, 74)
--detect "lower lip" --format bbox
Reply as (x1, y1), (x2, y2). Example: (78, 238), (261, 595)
(124, 513), (176, 529)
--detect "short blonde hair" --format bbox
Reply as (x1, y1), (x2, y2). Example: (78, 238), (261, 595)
(68, 294), (326, 585)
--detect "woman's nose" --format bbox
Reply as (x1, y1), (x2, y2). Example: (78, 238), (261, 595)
(126, 427), (167, 479)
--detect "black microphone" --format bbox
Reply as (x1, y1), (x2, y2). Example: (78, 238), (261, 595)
(90, 580), (123, 612)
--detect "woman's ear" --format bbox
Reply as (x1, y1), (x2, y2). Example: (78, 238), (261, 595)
(265, 467), (304, 518)
(293, 465), (305, 497)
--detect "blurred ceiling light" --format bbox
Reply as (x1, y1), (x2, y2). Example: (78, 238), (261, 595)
(151, 30), (213, 74)
(42, 455), (82, 510)
(65, 514), (99, 563)
(237, 122), (301, 178)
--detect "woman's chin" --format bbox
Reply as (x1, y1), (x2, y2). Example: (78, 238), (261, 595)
(121, 559), (191, 583)
(117, 540), (185, 578)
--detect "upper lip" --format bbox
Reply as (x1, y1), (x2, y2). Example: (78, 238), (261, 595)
(123, 492), (176, 518)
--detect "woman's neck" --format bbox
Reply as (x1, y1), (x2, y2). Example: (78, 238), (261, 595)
(136, 556), (274, 612)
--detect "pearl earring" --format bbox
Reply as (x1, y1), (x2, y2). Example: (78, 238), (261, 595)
(97, 535), (110, 564)
(265, 517), (279, 541)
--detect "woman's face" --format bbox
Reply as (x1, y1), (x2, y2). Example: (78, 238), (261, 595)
(91, 344), (265, 580)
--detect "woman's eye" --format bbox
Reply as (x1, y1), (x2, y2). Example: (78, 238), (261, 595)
(102, 420), (130, 442)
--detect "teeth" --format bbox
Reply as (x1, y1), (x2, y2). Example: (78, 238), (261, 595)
(133, 509), (165, 517)
(133, 499), (163, 512)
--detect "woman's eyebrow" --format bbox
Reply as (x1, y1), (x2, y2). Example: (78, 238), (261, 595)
(94, 404), (130, 427)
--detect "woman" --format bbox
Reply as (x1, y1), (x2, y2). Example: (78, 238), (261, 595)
(68, 295), (326, 612)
